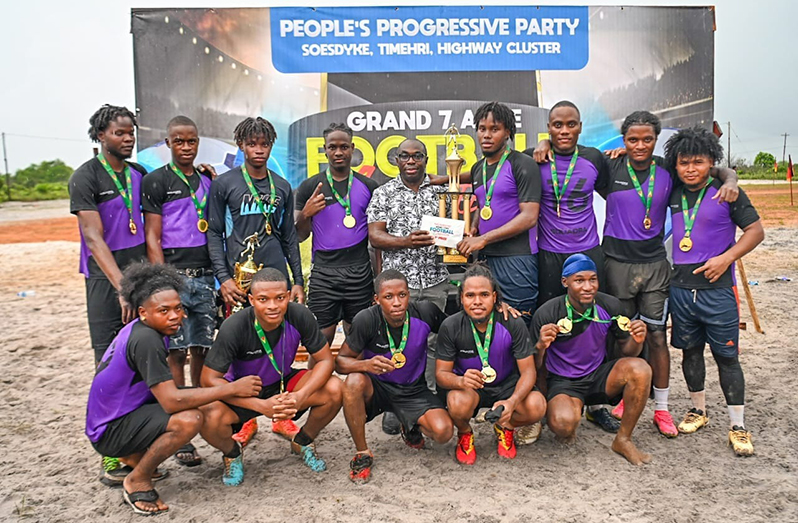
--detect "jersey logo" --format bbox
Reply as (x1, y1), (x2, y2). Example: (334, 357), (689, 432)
(240, 194), (282, 216)
(167, 190), (183, 196)
(613, 180), (629, 186)
(99, 190), (115, 196)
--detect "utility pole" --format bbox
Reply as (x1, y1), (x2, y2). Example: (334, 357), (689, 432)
(783, 133), (790, 164)
(727, 122), (731, 167)
(2, 132), (10, 201)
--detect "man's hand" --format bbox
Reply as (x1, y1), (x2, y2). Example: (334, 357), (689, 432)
(119, 295), (136, 324)
(532, 140), (553, 163)
(365, 355), (396, 375)
(290, 284), (305, 304)
(231, 375), (263, 397)
(301, 183), (326, 219)
(603, 147), (627, 159)
(219, 279), (247, 307)
(271, 392), (299, 421)
(457, 236), (486, 257)
(498, 302), (521, 320)
(492, 399), (517, 427)
(713, 182), (739, 204)
(460, 368), (485, 390)
(405, 230), (435, 249)
(197, 163), (218, 179)
(693, 253), (733, 283)
(629, 319), (647, 344)
(536, 323), (559, 352)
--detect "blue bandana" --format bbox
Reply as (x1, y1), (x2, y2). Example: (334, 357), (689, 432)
(562, 254), (597, 278)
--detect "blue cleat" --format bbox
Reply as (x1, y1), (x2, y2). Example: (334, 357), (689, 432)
(291, 440), (327, 472)
(222, 443), (245, 486)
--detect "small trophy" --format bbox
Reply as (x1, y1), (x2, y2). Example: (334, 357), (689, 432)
(437, 125), (472, 264)
(232, 233), (263, 313)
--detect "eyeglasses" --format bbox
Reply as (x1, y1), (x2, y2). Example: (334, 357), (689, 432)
(396, 152), (426, 162)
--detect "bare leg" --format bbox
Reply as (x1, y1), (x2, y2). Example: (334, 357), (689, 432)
(199, 402), (240, 456)
(342, 373), (375, 452)
(294, 374), (344, 439)
(188, 347), (207, 388)
(648, 331), (670, 390)
(417, 409), (454, 443)
(546, 394), (583, 443)
(446, 389), (480, 433)
(167, 350), (187, 388)
(507, 390), (547, 429)
(606, 358), (653, 465)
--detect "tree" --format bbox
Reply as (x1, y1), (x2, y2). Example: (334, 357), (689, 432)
(753, 151), (776, 169)
(12, 160), (73, 188)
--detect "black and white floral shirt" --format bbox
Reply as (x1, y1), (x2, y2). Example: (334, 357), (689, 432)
(367, 176), (449, 289)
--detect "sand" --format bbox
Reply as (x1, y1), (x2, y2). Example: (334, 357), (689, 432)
(0, 200), (796, 522)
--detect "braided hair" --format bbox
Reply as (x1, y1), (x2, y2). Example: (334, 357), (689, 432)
(120, 262), (184, 311)
(474, 101), (517, 141)
(88, 104), (137, 143)
(664, 126), (724, 172)
(233, 117), (277, 146)
(323, 122), (354, 140)
(621, 110), (662, 137)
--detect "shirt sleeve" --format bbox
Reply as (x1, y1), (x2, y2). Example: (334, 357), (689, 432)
(204, 314), (242, 373)
(128, 328), (173, 388)
(729, 188), (760, 229)
(507, 317), (537, 358)
(294, 176), (316, 212)
(291, 304), (327, 354)
(511, 153), (542, 203)
(367, 186), (389, 224)
(141, 169), (166, 215)
(68, 167), (99, 214)
(592, 150), (611, 192)
(206, 175), (232, 283)
(278, 185), (304, 287)
(435, 317), (459, 361)
(344, 308), (376, 354)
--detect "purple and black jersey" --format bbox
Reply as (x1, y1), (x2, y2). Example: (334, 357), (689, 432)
(85, 320), (172, 443)
(531, 292), (629, 379)
(602, 156), (674, 263)
(346, 301), (446, 386)
(472, 150), (542, 256)
(141, 165), (212, 269)
(294, 171), (379, 266)
(529, 146), (609, 254)
(69, 157), (147, 278)
(205, 303), (327, 387)
(669, 179), (759, 289)
(437, 311), (536, 387)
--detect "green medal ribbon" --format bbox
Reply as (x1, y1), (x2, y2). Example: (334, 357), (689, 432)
(97, 153), (136, 232)
(565, 296), (624, 325)
(385, 312), (409, 356)
(241, 163), (277, 228)
(469, 311), (495, 367)
(626, 159), (657, 226)
(325, 168), (354, 217)
(253, 318), (285, 393)
(680, 177), (713, 240)
(481, 148), (511, 210)
(549, 147), (579, 217)
(169, 162), (207, 220)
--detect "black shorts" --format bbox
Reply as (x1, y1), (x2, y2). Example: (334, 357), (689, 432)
(538, 246), (605, 308)
(85, 277), (123, 357)
(226, 368), (309, 433)
(604, 257), (669, 331)
(365, 375), (445, 429)
(438, 373), (520, 418)
(670, 286), (739, 358)
(307, 261), (374, 328)
(91, 402), (170, 458)
(546, 360), (621, 406)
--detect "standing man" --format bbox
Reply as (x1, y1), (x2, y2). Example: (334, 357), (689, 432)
(664, 127), (764, 456)
(295, 122), (379, 345)
(142, 115), (215, 466)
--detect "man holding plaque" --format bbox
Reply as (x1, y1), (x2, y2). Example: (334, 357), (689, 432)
(336, 269), (452, 483)
(200, 268), (343, 485)
(436, 264), (546, 465)
(531, 254), (653, 466)
(295, 123), (379, 345)
(664, 127), (763, 456)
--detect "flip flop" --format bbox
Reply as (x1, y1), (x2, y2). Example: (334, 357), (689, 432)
(174, 443), (202, 467)
(122, 488), (168, 516)
(102, 467), (170, 487)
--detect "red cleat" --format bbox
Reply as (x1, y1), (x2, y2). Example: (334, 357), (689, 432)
(653, 410), (679, 438)
(349, 452), (374, 484)
(494, 424), (517, 459)
(272, 419), (300, 440)
(611, 399), (624, 420)
(455, 431), (477, 465)
(232, 418), (258, 447)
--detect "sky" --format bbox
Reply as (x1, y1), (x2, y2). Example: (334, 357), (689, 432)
(1, 0), (796, 173)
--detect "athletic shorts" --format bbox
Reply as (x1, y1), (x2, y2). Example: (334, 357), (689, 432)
(538, 246), (605, 308)
(307, 261), (374, 328)
(365, 375), (445, 429)
(226, 368), (309, 433)
(669, 286), (739, 358)
(546, 360), (621, 406)
(483, 254), (538, 325)
(170, 274), (216, 350)
(438, 373), (521, 418)
(604, 257), (670, 331)
(91, 402), (170, 458)
(85, 277), (123, 362)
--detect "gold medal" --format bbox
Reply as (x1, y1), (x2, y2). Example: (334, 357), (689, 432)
(557, 317), (572, 334)
(480, 206), (493, 220)
(265, 222), (272, 235)
(391, 352), (406, 369)
(343, 215), (356, 229)
(679, 237), (693, 252)
(481, 365), (497, 384)
(129, 219), (137, 235)
(643, 216), (652, 230)
(616, 316), (631, 332)
(197, 218), (209, 233)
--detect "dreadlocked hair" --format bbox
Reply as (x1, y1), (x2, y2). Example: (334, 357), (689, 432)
(374, 269), (409, 294)
(664, 126), (724, 172)
(474, 101), (517, 141)
(120, 262), (184, 311)
(461, 261), (503, 310)
(233, 117), (277, 146)
(88, 104), (137, 143)
(323, 122), (354, 140)
(621, 110), (662, 137)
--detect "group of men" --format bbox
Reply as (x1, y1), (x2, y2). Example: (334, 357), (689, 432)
(73, 100), (763, 517)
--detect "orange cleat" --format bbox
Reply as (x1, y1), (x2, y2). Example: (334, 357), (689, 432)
(272, 419), (300, 440)
(232, 418), (258, 447)
(494, 424), (517, 459)
(611, 399), (624, 420)
(455, 431), (477, 465)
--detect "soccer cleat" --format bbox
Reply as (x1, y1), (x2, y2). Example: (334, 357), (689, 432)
(349, 452), (374, 484)
(401, 424), (425, 450)
(222, 444), (245, 486)
(653, 410), (679, 438)
(585, 407), (621, 433)
(611, 400), (624, 420)
(515, 422), (543, 445)
(493, 424), (517, 459)
(272, 419), (300, 440)
(474, 410), (488, 424)
(455, 431), (476, 465)
(291, 439), (327, 472)
(232, 418), (258, 447)
(728, 426), (754, 456)
(678, 408), (709, 434)
(382, 412), (401, 435)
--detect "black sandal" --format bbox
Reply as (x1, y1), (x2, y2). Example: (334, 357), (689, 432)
(123, 488), (168, 516)
(174, 442), (202, 467)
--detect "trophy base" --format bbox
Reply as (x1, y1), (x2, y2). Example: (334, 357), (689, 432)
(441, 253), (469, 264)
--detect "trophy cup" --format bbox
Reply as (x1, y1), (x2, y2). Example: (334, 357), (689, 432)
(232, 233), (263, 313)
(437, 125), (473, 264)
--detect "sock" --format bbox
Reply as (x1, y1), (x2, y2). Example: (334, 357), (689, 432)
(689, 390), (706, 413)
(653, 387), (670, 412)
(224, 442), (241, 459)
(728, 405), (745, 429)
(293, 428), (313, 446)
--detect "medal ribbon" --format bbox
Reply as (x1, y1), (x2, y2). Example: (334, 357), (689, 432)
(680, 177), (713, 239)
(565, 296), (624, 325)
(241, 163), (277, 224)
(469, 311), (495, 367)
(626, 159), (656, 223)
(97, 153), (134, 223)
(325, 168), (354, 217)
(169, 162), (207, 221)
(253, 318), (284, 392)
(549, 147), (579, 216)
(384, 312), (409, 356)
(481, 148), (511, 210)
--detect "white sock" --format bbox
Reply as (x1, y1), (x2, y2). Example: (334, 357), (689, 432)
(689, 390), (706, 413)
(653, 387), (669, 412)
(728, 405), (745, 429)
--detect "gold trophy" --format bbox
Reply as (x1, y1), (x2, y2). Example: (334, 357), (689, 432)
(437, 125), (472, 264)
(232, 233), (263, 313)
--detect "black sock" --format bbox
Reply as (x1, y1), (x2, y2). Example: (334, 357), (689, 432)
(293, 428), (313, 446)
(224, 442), (241, 459)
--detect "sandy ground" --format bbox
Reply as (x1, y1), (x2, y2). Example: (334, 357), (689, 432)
(0, 196), (797, 522)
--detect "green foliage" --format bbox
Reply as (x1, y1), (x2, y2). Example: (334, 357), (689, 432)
(753, 151), (776, 169)
(0, 159), (72, 202)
